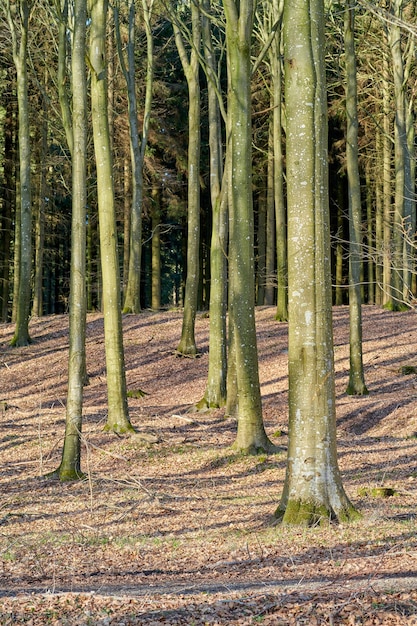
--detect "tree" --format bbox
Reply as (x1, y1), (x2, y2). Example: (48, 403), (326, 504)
(275, 0), (359, 524)
(195, 0), (228, 410)
(6, 0), (32, 346)
(49, 0), (88, 481)
(344, 0), (368, 396)
(172, 0), (202, 357)
(117, 0), (155, 314)
(388, 0), (413, 307)
(89, 0), (134, 434)
(224, 0), (275, 453)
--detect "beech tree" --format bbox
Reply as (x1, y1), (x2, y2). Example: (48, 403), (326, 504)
(172, 0), (202, 356)
(89, 0), (134, 434)
(196, 0), (228, 410)
(275, 0), (359, 524)
(50, 0), (88, 481)
(6, 0), (32, 346)
(224, 0), (275, 453)
(117, 0), (154, 314)
(344, 0), (368, 396)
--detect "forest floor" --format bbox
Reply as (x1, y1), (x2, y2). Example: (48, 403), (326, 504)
(1, 305), (417, 624)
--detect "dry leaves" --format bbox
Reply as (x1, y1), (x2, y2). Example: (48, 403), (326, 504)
(1, 306), (417, 624)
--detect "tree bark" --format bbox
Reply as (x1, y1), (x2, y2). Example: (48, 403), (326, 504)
(224, 0), (275, 453)
(276, 0), (359, 524)
(174, 2), (201, 357)
(89, 0), (133, 434)
(118, 0), (154, 314)
(269, 0), (287, 321)
(55, 0), (88, 481)
(344, 0), (368, 396)
(8, 0), (32, 347)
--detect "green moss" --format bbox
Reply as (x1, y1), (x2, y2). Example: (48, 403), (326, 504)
(399, 365), (417, 375)
(275, 499), (361, 526)
(103, 422), (136, 435)
(357, 487), (398, 498)
(127, 388), (147, 398)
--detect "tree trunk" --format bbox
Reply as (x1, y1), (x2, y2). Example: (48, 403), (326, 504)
(224, 0), (275, 453)
(32, 81), (48, 318)
(344, 0), (368, 396)
(174, 2), (201, 356)
(382, 37), (393, 308)
(8, 0), (32, 347)
(89, 0), (133, 434)
(151, 187), (161, 310)
(118, 0), (154, 314)
(276, 0), (359, 524)
(0, 82), (14, 322)
(375, 129), (383, 305)
(269, 0), (287, 321)
(54, 0), (88, 481)
(264, 113), (275, 306)
(389, 0), (411, 308)
(196, 0), (228, 409)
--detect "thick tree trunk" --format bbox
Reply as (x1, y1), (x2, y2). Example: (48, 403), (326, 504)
(89, 0), (133, 434)
(276, 0), (359, 524)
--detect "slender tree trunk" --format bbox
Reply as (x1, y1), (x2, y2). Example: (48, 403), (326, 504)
(151, 187), (161, 310)
(375, 129), (383, 305)
(118, 0), (154, 314)
(389, 0), (411, 307)
(56, 0), (74, 156)
(344, 0), (368, 395)
(265, 119), (275, 306)
(196, 0), (228, 409)
(89, 0), (133, 434)
(1, 84), (14, 322)
(335, 189), (345, 306)
(50, 0), (89, 481)
(276, 0), (359, 524)
(32, 84), (48, 318)
(8, 0), (32, 346)
(257, 183), (266, 305)
(122, 157), (131, 298)
(224, 0), (275, 453)
(365, 164), (375, 305)
(382, 36), (393, 307)
(174, 2), (201, 356)
(270, 0), (287, 321)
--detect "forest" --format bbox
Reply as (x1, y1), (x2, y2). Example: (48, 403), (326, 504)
(1, 0), (417, 623)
